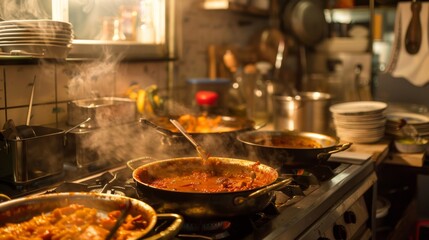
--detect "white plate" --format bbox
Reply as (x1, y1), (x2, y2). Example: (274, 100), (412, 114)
(330, 101), (388, 115)
(0, 39), (71, 46)
(0, 44), (71, 59)
(386, 112), (429, 124)
(0, 19), (72, 28)
(0, 32), (72, 39)
(0, 28), (72, 35)
(333, 114), (386, 122)
(339, 135), (384, 144)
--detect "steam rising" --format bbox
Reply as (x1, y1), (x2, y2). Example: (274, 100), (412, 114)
(0, 0), (50, 20)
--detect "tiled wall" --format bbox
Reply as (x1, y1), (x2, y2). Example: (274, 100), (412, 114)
(0, 62), (167, 127)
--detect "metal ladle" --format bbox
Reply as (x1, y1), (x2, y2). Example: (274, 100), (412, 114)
(169, 119), (256, 185)
(169, 119), (210, 161)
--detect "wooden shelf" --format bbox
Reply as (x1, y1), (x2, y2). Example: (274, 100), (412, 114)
(201, 0), (269, 16)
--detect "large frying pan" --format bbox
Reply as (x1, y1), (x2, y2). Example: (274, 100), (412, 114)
(0, 192), (183, 239)
(131, 157), (292, 220)
(140, 116), (257, 158)
(237, 130), (352, 168)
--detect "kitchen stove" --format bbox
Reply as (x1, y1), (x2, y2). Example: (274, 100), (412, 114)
(25, 155), (373, 239)
(0, 154), (376, 239)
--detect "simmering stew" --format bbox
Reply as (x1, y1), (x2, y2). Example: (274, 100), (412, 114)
(144, 162), (273, 193)
(0, 204), (149, 240)
(150, 171), (256, 192)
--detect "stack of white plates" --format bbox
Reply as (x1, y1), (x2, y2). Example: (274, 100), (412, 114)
(0, 19), (73, 59)
(330, 101), (388, 143)
(385, 112), (429, 137)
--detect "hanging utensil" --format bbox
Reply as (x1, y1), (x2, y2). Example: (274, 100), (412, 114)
(26, 76), (36, 125)
(169, 119), (211, 161)
(405, 0), (422, 54)
(258, 0), (287, 66)
(12, 76), (37, 139)
(282, 0), (326, 46)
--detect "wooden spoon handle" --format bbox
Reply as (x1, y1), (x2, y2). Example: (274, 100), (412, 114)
(405, 0), (422, 54)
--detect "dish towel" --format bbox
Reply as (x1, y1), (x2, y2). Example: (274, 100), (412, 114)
(386, 2), (429, 87)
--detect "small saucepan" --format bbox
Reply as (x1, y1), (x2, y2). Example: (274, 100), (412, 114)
(132, 157), (292, 220)
(237, 130), (352, 168)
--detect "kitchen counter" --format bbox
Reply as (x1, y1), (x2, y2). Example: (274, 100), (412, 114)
(346, 137), (391, 166)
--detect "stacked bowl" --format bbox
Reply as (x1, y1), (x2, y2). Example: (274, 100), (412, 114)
(330, 101), (388, 143)
(385, 112), (429, 138)
(0, 19), (73, 59)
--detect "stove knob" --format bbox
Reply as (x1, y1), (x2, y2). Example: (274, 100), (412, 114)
(333, 224), (347, 240)
(344, 210), (357, 224)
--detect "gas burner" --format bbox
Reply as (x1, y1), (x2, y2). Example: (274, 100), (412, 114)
(182, 221), (231, 233)
(88, 185), (127, 196)
(178, 220), (232, 240)
(281, 162), (341, 182)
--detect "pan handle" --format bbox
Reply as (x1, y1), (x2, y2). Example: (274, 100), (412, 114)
(316, 142), (352, 160)
(143, 213), (184, 240)
(126, 156), (156, 170)
(63, 117), (91, 146)
(140, 118), (176, 136)
(234, 177), (293, 205)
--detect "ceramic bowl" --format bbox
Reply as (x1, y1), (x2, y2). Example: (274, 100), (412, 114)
(394, 138), (429, 153)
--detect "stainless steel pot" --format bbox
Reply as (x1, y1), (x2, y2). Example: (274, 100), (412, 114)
(0, 192), (183, 240)
(132, 157), (292, 220)
(273, 92), (332, 134)
(0, 126), (65, 184)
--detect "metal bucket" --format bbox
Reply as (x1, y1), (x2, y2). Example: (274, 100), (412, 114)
(273, 92), (332, 134)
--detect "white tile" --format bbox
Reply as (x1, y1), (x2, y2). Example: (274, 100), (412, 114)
(5, 65), (55, 107)
(56, 64), (73, 102)
(7, 104), (57, 126)
(116, 62), (168, 97)
(56, 102), (68, 124)
(64, 62), (116, 100)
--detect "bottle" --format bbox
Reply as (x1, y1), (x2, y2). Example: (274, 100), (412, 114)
(248, 62), (272, 124)
(138, 0), (156, 43)
(195, 91), (219, 116)
(226, 67), (247, 117)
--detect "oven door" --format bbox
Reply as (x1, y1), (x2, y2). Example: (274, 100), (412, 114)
(298, 171), (377, 240)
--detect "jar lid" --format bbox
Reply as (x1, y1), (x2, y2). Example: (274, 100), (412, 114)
(196, 91), (218, 106)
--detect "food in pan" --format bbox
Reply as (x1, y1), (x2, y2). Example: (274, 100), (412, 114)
(0, 204), (149, 240)
(255, 135), (322, 148)
(176, 114), (228, 133)
(145, 161), (272, 193)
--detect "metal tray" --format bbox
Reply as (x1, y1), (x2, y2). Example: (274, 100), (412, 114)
(67, 97), (137, 128)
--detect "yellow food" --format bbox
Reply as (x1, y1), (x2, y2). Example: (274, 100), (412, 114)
(176, 114), (226, 133)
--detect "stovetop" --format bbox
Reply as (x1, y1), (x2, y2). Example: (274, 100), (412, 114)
(0, 155), (376, 240)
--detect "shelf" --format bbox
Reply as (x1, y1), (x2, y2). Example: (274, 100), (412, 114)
(201, 0), (269, 16)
